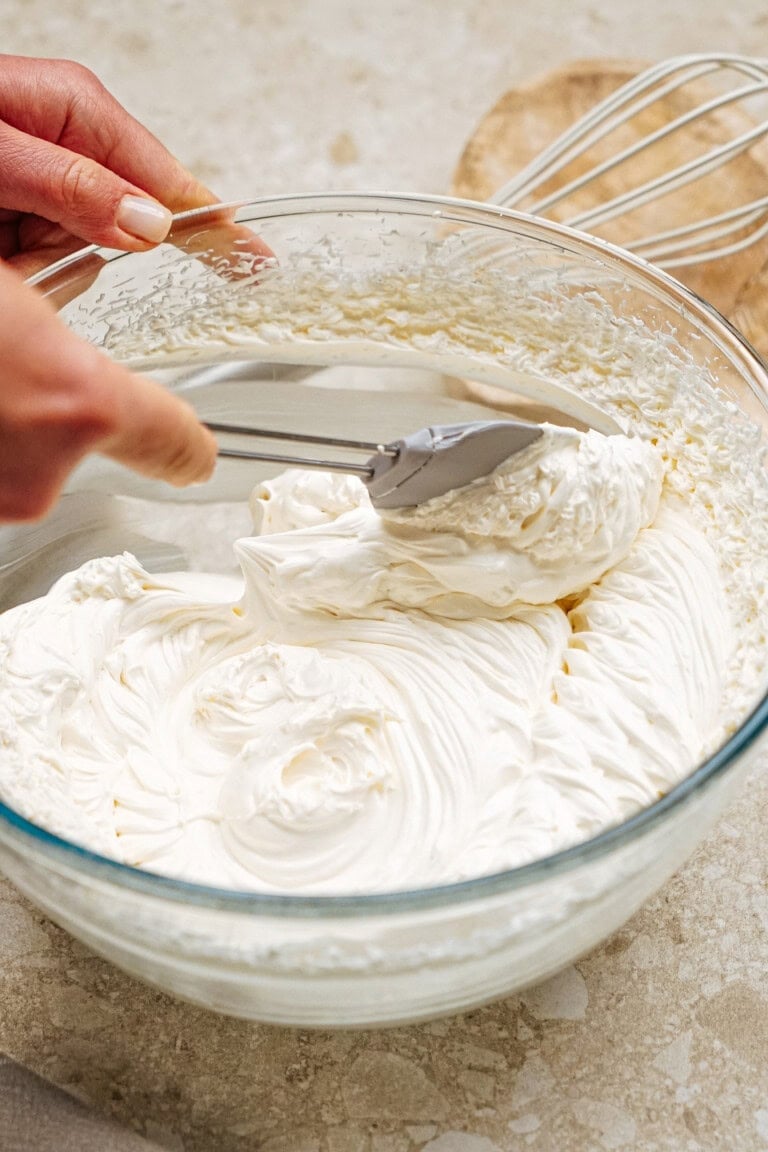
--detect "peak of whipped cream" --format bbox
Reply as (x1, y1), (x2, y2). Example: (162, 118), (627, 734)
(244, 425), (664, 620)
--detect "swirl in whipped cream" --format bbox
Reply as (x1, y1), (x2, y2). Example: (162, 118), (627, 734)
(0, 423), (734, 893)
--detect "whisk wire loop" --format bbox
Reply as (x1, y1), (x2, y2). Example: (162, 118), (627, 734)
(488, 53), (768, 269)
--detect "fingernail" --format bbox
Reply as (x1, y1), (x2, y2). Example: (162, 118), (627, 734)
(117, 195), (172, 243)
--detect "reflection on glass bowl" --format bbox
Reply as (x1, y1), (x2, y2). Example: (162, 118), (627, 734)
(0, 194), (765, 1027)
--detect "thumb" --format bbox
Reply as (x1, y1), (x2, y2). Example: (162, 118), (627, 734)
(0, 119), (176, 249)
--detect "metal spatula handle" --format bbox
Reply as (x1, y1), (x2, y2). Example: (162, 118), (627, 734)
(206, 419), (542, 509)
(206, 422), (395, 476)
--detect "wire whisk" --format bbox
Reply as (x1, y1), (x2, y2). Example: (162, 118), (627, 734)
(487, 53), (768, 271)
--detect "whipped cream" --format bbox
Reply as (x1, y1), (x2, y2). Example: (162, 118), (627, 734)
(3, 242), (768, 893)
(0, 420), (736, 892)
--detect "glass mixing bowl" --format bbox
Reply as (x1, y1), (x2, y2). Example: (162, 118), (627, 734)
(0, 194), (766, 1027)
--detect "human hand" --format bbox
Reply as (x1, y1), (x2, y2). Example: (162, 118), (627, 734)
(0, 53), (221, 276)
(0, 55), (230, 520)
(0, 258), (218, 520)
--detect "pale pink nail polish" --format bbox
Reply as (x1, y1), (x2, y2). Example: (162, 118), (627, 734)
(117, 195), (173, 243)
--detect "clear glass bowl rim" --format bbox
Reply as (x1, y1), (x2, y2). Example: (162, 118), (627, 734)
(2, 190), (765, 918)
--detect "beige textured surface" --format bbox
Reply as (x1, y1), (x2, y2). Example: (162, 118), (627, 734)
(1, 2), (768, 1149)
(0, 1056), (162, 1150)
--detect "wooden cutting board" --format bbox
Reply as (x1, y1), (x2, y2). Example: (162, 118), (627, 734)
(451, 59), (768, 357)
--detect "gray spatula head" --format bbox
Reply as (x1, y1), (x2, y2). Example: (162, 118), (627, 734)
(366, 420), (543, 509)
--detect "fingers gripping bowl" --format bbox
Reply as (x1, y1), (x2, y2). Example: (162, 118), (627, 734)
(1, 195), (767, 1027)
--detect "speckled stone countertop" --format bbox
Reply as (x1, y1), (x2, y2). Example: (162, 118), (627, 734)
(1, 3), (768, 1149)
